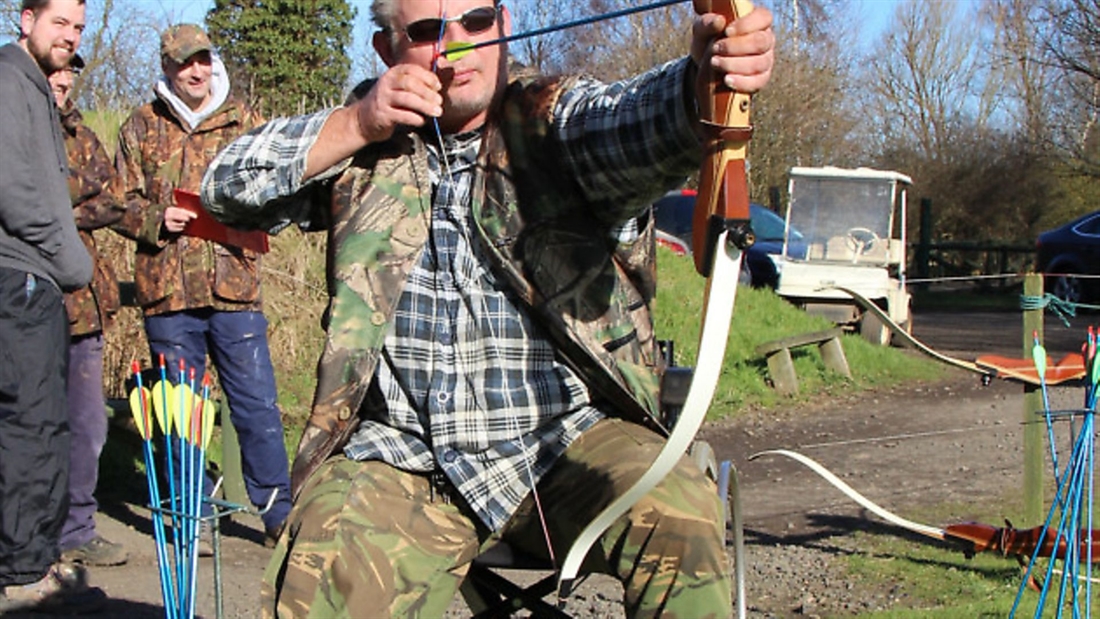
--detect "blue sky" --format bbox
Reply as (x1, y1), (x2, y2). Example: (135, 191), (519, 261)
(167, 0), (905, 47)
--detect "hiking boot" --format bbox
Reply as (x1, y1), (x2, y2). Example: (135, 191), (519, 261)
(61, 535), (129, 567)
(263, 522), (285, 549)
(0, 562), (106, 615)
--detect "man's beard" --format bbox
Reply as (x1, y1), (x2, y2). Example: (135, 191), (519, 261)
(443, 92), (492, 124)
(27, 38), (69, 74)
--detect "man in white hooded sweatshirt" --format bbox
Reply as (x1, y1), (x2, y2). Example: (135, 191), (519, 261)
(114, 24), (292, 549)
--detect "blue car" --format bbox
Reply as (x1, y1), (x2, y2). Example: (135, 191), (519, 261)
(1036, 210), (1100, 304)
(651, 190), (805, 288)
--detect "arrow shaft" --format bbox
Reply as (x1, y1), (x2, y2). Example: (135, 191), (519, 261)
(442, 0), (684, 57)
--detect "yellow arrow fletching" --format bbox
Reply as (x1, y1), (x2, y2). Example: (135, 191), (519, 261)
(1032, 343), (1047, 378)
(151, 380), (175, 435)
(175, 381), (193, 442)
(441, 41), (474, 61)
(176, 382), (195, 443)
(128, 386), (153, 440)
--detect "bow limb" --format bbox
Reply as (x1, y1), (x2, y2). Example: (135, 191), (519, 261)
(556, 231), (742, 599)
(749, 449), (948, 541)
(556, 0), (756, 599)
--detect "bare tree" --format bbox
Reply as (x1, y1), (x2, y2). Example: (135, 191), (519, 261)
(74, 0), (163, 111)
(1, 0), (18, 40)
(1041, 0), (1100, 179)
(862, 0), (988, 162)
(508, 0), (584, 75)
(3, 0), (169, 111)
(981, 0), (1054, 149)
(749, 0), (864, 201)
(857, 0), (1055, 243)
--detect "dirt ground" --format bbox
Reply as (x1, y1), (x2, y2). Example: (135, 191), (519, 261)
(19, 309), (1097, 618)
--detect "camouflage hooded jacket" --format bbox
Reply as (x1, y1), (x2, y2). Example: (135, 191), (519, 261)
(204, 60), (702, 494)
(115, 92), (263, 316)
(60, 101), (125, 336)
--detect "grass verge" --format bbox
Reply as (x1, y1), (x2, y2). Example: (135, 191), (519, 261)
(654, 247), (946, 420)
(833, 490), (1100, 617)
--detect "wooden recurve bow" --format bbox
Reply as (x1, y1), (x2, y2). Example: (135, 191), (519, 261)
(556, 0), (756, 602)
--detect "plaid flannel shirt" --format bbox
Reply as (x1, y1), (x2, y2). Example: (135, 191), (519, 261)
(203, 57), (701, 530)
(344, 132), (605, 529)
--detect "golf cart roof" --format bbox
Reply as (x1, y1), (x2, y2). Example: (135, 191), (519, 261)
(790, 166), (913, 185)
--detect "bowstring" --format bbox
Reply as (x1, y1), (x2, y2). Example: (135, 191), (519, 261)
(431, 2), (455, 183)
(430, 0), (557, 568)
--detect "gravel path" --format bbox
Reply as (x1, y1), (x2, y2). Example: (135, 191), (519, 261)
(49, 309), (1093, 617)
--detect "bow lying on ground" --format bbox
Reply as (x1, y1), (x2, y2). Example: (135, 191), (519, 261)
(750, 449), (1100, 564)
(557, 0), (757, 600)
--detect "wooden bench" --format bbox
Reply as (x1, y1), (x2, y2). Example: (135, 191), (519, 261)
(755, 328), (851, 395)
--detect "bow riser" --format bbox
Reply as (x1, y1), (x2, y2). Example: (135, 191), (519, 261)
(692, 0), (755, 276)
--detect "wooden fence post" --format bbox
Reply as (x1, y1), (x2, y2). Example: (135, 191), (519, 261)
(218, 399), (249, 516)
(915, 198), (932, 291)
(1022, 273), (1044, 524)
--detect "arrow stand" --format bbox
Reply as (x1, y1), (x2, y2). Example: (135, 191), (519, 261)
(148, 483), (280, 619)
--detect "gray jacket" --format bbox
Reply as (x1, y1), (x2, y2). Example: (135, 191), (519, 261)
(0, 43), (91, 291)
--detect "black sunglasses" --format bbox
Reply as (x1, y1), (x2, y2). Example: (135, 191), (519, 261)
(403, 5), (501, 44)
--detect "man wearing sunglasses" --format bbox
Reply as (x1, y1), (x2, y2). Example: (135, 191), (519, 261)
(203, 0), (774, 616)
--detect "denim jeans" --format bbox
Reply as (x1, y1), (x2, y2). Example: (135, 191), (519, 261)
(144, 308), (291, 531)
(60, 333), (107, 551)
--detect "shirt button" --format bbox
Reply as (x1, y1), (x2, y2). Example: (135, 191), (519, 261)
(442, 450), (457, 463)
(438, 328), (453, 345)
(436, 392), (450, 403)
(370, 311), (386, 326)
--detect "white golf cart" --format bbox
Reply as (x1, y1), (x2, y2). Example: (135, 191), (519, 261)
(774, 166), (913, 345)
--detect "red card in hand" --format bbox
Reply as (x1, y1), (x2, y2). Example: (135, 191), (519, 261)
(173, 189), (269, 254)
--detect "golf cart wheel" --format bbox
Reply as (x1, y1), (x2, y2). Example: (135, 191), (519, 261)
(891, 304), (914, 347)
(859, 311), (890, 346)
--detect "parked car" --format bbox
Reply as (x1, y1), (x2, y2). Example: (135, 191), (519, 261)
(655, 229), (691, 256)
(1035, 210), (1100, 304)
(651, 189), (804, 288)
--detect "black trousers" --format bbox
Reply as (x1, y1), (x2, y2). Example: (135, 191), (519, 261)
(0, 267), (70, 587)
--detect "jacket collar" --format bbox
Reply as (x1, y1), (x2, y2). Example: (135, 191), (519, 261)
(0, 43), (51, 101)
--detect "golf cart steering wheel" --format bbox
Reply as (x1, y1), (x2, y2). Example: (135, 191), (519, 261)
(845, 227), (881, 255)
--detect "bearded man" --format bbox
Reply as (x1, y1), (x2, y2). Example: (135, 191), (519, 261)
(0, 0), (102, 612)
(205, 1), (774, 616)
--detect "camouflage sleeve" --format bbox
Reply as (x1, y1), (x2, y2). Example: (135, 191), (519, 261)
(111, 112), (168, 247)
(201, 107), (346, 234)
(70, 126), (124, 230)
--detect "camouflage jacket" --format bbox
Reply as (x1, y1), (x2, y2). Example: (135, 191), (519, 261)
(60, 102), (125, 336)
(115, 92), (263, 316)
(205, 59), (702, 494)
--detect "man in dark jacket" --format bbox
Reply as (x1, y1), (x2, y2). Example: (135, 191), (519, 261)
(0, 0), (103, 613)
(48, 53), (130, 568)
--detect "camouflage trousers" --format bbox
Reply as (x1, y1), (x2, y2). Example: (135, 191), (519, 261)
(262, 418), (731, 618)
